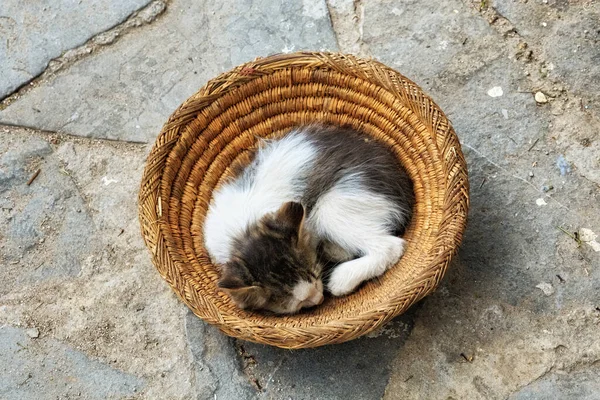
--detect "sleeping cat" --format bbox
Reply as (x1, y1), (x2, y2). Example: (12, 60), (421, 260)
(203, 125), (414, 314)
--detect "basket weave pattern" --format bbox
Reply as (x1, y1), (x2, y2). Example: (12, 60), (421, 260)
(138, 52), (469, 349)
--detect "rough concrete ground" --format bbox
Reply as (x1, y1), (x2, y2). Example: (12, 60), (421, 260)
(0, 0), (598, 398)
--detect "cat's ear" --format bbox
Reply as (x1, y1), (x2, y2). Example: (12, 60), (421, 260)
(221, 285), (268, 310)
(218, 274), (246, 289)
(218, 264), (268, 309)
(275, 201), (305, 233)
(218, 263), (247, 289)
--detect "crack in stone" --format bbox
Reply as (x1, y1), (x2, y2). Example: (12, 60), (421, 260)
(463, 142), (569, 210)
(184, 316), (219, 400)
(58, 160), (99, 230)
(508, 365), (556, 397)
(262, 354), (287, 392)
(579, 173), (600, 189)
(480, 5), (520, 38)
(233, 339), (264, 393)
(465, 0), (568, 98)
(0, 0), (168, 107)
(324, 1), (343, 51)
(508, 357), (600, 397)
(563, 358), (600, 374)
(0, 123), (148, 146)
(324, 0), (368, 55)
(353, 0), (367, 54)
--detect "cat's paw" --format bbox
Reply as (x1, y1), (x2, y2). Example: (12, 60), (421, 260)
(327, 266), (361, 296)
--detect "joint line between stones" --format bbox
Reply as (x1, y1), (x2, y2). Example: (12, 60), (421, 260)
(0, 0), (169, 107)
(0, 123), (149, 147)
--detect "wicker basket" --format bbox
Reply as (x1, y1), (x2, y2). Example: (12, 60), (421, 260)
(138, 52), (469, 349)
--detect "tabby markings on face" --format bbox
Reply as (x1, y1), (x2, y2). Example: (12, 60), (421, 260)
(218, 202), (324, 314)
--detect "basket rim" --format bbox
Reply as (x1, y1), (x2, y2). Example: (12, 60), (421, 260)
(138, 51), (469, 348)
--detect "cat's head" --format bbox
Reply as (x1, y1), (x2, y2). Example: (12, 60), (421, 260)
(218, 202), (324, 314)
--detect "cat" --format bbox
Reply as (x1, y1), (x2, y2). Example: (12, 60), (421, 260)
(203, 124), (414, 314)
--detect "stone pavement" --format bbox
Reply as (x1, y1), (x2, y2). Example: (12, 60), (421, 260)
(1, 0), (598, 398)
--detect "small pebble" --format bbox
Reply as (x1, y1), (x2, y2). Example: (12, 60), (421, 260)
(536, 282), (555, 296)
(535, 92), (548, 103)
(487, 86), (503, 97)
(556, 155), (571, 176)
(529, 171), (534, 178)
(26, 328), (40, 338)
(580, 228), (600, 252)
(542, 185), (554, 192)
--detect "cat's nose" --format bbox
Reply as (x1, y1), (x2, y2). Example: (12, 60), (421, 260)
(294, 280), (324, 309)
(309, 283), (324, 305)
(300, 291), (323, 310)
(313, 291), (324, 305)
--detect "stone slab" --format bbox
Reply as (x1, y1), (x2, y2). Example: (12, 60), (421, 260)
(0, 0), (153, 99)
(0, 0), (337, 143)
(362, 0), (503, 85)
(185, 312), (256, 400)
(491, 0), (600, 185)
(493, 0), (600, 106)
(341, 0), (600, 398)
(0, 127), (198, 399)
(0, 131), (96, 294)
(510, 365), (600, 400)
(0, 325), (143, 399)
(237, 311), (416, 400)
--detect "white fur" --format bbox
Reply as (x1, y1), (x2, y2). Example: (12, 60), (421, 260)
(307, 174), (407, 295)
(204, 132), (317, 263)
(203, 130), (408, 295)
(327, 236), (405, 295)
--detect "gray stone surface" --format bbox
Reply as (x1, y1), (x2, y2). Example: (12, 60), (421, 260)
(0, 0), (153, 99)
(362, 0), (503, 84)
(0, 127), (197, 398)
(185, 311), (256, 400)
(1, 0), (599, 398)
(238, 311), (416, 399)
(490, 0), (600, 186)
(0, 133), (96, 293)
(0, 325), (143, 399)
(510, 364), (600, 400)
(493, 0), (600, 104)
(0, 0), (337, 143)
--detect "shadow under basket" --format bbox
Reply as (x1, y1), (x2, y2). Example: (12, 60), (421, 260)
(138, 52), (469, 349)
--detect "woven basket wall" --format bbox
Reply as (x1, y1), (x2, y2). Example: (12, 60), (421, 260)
(138, 52), (469, 349)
